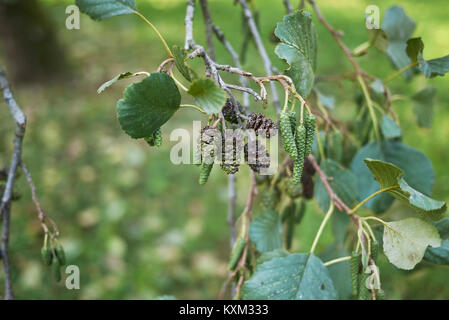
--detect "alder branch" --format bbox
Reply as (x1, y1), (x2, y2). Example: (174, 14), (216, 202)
(1, 67), (59, 299)
(283, 0), (293, 14)
(199, 0), (216, 60)
(238, 0), (281, 113)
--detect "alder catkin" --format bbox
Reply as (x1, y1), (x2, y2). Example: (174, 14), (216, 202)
(284, 178), (303, 199)
(55, 243), (66, 265)
(304, 113), (316, 157)
(279, 111), (298, 160)
(41, 247), (53, 266)
(52, 260), (62, 282)
(350, 251), (361, 298)
(292, 125), (306, 185)
(199, 163), (213, 185)
(228, 238), (246, 271)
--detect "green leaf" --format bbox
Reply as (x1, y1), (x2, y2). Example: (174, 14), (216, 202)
(97, 71), (148, 94)
(117, 73), (181, 139)
(172, 45), (192, 82)
(76, 0), (136, 21)
(187, 79), (226, 114)
(257, 249), (289, 265)
(350, 141), (435, 214)
(363, 159), (446, 219)
(406, 37), (449, 78)
(411, 86), (436, 128)
(424, 219), (449, 265)
(380, 114), (401, 139)
(383, 218), (441, 270)
(274, 10), (317, 97)
(314, 159), (358, 212)
(242, 253), (338, 300)
(381, 6), (416, 79)
(249, 210), (282, 253)
(368, 29), (388, 52)
(320, 244), (352, 299)
(315, 89), (335, 110)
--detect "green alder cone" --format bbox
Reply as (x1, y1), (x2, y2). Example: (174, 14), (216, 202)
(261, 188), (280, 211)
(228, 238), (246, 271)
(55, 243), (66, 265)
(279, 111), (298, 160)
(41, 247), (53, 266)
(198, 163), (213, 185)
(350, 251), (361, 298)
(52, 260), (62, 282)
(304, 113), (316, 157)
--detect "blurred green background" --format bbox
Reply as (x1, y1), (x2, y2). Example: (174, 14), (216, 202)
(0, 0), (448, 299)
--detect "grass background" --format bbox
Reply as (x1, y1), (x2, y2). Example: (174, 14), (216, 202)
(0, 0), (448, 299)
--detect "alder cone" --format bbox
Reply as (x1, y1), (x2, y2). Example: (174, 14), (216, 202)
(246, 113), (277, 138)
(244, 140), (270, 173)
(222, 98), (244, 124)
(220, 130), (244, 175)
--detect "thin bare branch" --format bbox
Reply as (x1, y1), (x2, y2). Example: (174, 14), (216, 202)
(199, 0), (216, 60)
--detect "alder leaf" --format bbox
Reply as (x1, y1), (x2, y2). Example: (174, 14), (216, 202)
(242, 253), (338, 300)
(172, 45), (192, 82)
(76, 0), (136, 21)
(381, 114), (401, 139)
(406, 38), (449, 78)
(117, 73), (181, 139)
(363, 159), (446, 219)
(381, 6), (416, 80)
(411, 86), (436, 128)
(249, 210), (282, 253)
(350, 141), (435, 214)
(383, 218), (441, 270)
(274, 10), (317, 97)
(97, 71), (148, 94)
(187, 79), (226, 114)
(424, 219), (449, 265)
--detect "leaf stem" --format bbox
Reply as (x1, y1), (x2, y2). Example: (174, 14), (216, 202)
(310, 201), (334, 254)
(170, 72), (188, 91)
(349, 186), (397, 214)
(180, 104), (207, 114)
(323, 255), (351, 266)
(383, 61), (418, 83)
(134, 11), (173, 57)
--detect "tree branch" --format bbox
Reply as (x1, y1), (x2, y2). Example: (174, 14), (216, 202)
(238, 0), (280, 113)
(199, 0), (216, 60)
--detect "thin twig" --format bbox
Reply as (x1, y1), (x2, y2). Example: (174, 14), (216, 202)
(199, 0), (216, 60)
(283, 0), (293, 14)
(238, 0), (280, 113)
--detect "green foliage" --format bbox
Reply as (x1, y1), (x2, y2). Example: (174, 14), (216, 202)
(172, 45), (192, 82)
(364, 159), (446, 219)
(411, 86), (436, 128)
(274, 10), (317, 97)
(381, 114), (402, 139)
(406, 38), (449, 78)
(76, 0), (136, 21)
(242, 253), (337, 300)
(97, 71), (146, 94)
(187, 79), (227, 114)
(383, 217), (441, 270)
(424, 219), (449, 265)
(249, 210), (283, 253)
(117, 73), (181, 139)
(381, 6), (416, 79)
(350, 141), (436, 213)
